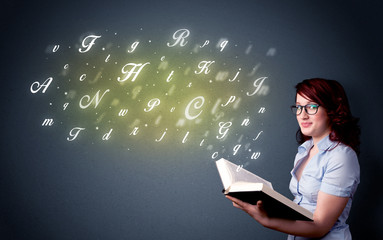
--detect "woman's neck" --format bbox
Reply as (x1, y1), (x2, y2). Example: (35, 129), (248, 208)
(312, 131), (331, 147)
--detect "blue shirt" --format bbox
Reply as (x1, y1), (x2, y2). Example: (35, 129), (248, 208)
(288, 135), (360, 240)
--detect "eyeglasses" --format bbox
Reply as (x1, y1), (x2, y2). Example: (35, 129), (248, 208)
(290, 104), (320, 115)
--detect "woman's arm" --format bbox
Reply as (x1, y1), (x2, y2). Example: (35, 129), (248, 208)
(226, 190), (349, 238)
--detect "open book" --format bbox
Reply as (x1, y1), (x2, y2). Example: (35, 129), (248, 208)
(216, 158), (313, 221)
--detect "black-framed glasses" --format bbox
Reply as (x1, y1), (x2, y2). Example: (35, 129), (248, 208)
(290, 104), (320, 115)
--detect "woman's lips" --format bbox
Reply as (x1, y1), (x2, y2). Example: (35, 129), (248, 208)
(300, 122), (312, 128)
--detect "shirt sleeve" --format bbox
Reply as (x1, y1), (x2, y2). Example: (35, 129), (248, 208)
(320, 146), (360, 197)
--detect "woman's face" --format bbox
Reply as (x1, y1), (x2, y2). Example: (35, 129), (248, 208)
(296, 93), (331, 142)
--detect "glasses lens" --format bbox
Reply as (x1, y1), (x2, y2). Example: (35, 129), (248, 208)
(291, 106), (301, 115)
(306, 105), (319, 115)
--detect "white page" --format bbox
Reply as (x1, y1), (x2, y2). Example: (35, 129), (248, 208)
(216, 158), (273, 190)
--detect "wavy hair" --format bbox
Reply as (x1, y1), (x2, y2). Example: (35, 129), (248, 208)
(295, 78), (360, 154)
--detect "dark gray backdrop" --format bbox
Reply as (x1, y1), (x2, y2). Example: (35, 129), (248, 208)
(1, 0), (382, 239)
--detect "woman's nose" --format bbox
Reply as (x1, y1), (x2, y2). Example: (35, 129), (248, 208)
(300, 109), (309, 119)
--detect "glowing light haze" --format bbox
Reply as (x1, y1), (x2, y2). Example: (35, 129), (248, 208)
(30, 28), (273, 162)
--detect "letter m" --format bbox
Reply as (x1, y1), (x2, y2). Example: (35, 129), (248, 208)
(42, 118), (54, 126)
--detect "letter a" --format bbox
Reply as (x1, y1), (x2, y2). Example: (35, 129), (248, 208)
(30, 77), (53, 93)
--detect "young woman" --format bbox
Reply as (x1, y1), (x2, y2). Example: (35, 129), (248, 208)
(226, 78), (360, 239)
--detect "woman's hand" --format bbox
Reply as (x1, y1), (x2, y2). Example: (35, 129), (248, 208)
(226, 191), (350, 238)
(225, 195), (270, 227)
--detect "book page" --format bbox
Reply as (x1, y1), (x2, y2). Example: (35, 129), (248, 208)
(216, 158), (273, 189)
(225, 181), (264, 193)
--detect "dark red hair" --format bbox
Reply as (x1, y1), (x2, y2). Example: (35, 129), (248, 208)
(295, 78), (360, 154)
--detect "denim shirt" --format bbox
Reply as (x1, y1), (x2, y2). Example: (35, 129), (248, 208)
(288, 136), (360, 240)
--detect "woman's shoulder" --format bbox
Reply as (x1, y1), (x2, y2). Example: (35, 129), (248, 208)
(330, 142), (357, 159)
(325, 142), (359, 172)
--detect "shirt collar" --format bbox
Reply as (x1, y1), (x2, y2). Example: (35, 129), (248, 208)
(298, 139), (313, 154)
(297, 135), (337, 153)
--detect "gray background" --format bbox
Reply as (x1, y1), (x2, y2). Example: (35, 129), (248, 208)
(1, 0), (382, 239)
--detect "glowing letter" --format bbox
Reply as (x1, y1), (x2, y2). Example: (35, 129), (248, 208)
(79, 89), (110, 109)
(117, 62), (150, 82)
(211, 152), (219, 159)
(67, 127), (85, 141)
(233, 144), (241, 155)
(217, 121), (232, 140)
(229, 68), (240, 82)
(30, 77), (53, 93)
(251, 152), (261, 159)
(221, 96), (236, 107)
(182, 131), (190, 144)
(42, 118), (54, 126)
(128, 41), (139, 53)
(63, 102), (69, 111)
(105, 54), (111, 62)
(219, 40), (228, 52)
(102, 129), (113, 140)
(130, 127), (139, 136)
(185, 96), (205, 120)
(194, 61), (215, 74)
(79, 35), (101, 53)
(253, 131), (263, 141)
(200, 40), (209, 48)
(259, 107), (266, 113)
(144, 98), (161, 112)
(79, 74), (87, 81)
(241, 118), (250, 126)
(155, 128), (167, 142)
(166, 70), (174, 82)
(52, 45), (60, 52)
(118, 109), (129, 116)
(167, 29), (190, 47)
(247, 77), (267, 96)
